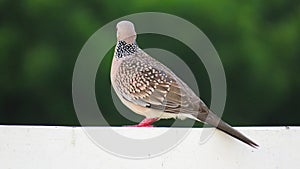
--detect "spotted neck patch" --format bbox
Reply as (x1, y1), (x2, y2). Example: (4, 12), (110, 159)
(115, 40), (138, 58)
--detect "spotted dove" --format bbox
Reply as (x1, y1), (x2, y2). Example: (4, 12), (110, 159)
(110, 20), (258, 148)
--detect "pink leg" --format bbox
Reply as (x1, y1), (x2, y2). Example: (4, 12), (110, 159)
(125, 118), (158, 127)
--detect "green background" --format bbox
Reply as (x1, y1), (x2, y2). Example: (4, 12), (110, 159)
(0, 1), (299, 126)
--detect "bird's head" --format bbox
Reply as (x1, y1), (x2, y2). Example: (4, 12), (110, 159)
(116, 20), (136, 44)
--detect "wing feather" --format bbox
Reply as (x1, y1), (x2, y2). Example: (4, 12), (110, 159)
(115, 51), (204, 116)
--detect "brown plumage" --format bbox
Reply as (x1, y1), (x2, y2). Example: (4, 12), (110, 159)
(111, 20), (258, 148)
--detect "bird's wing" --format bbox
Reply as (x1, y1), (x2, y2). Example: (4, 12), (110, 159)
(116, 53), (206, 116)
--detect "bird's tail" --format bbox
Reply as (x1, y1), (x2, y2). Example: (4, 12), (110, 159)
(197, 111), (259, 148)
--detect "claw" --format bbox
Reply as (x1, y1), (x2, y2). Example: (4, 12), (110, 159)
(123, 118), (158, 127)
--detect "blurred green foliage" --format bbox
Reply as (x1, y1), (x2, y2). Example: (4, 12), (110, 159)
(0, 0), (299, 126)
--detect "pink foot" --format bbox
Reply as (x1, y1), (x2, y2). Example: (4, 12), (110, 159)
(125, 118), (158, 127)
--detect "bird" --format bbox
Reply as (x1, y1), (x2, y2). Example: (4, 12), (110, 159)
(110, 20), (258, 148)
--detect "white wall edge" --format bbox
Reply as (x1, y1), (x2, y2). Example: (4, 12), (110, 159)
(0, 125), (299, 169)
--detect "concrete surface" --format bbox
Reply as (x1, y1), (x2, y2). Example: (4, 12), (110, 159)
(0, 125), (299, 169)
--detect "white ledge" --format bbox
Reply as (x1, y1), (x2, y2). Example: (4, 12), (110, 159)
(0, 125), (299, 169)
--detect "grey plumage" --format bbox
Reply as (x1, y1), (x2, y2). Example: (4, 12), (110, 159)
(111, 21), (258, 148)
